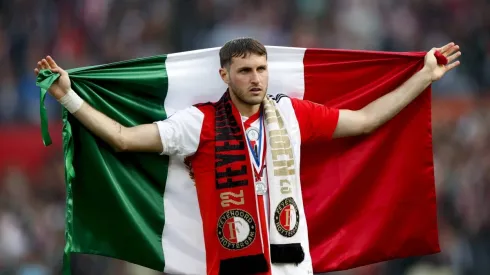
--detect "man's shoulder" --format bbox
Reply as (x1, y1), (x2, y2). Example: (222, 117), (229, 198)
(267, 94), (304, 112)
(192, 101), (217, 116)
(193, 101), (215, 108)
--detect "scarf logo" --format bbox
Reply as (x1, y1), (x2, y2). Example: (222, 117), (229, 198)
(217, 209), (256, 250)
(274, 197), (300, 238)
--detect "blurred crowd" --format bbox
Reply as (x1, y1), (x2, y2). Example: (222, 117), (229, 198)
(1, 0), (489, 274)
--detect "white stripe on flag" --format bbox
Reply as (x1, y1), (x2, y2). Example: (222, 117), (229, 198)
(164, 47), (226, 115)
(162, 48), (222, 274)
(266, 46), (307, 100)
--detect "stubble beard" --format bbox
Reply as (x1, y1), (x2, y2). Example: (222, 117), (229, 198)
(229, 81), (266, 106)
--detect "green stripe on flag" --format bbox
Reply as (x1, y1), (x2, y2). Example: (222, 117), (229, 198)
(37, 55), (170, 273)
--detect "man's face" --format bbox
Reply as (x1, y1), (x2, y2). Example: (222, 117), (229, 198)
(222, 53), (268, 106)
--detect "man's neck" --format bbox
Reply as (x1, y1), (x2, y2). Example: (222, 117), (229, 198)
(237, 104), (260, 117)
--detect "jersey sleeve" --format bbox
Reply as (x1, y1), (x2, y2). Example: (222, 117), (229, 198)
(290, 98), (340, 143)
(154, 106), (204, 157)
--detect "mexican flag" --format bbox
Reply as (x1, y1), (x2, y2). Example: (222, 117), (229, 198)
(37, 46), (439, 274)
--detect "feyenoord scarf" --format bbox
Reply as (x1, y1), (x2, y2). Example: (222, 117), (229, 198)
(213, 91), (305, 274)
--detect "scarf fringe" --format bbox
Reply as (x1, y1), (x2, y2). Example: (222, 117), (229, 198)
(270, 243), (305, 264)
(219, 254), (269, 275)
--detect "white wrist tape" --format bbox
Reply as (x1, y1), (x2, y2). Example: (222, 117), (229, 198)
(58, 88), (84, 113)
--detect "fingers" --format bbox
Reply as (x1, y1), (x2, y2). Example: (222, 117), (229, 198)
(447, 50), (461, 63)
(444, 43), (462, 72)
(41, 59), (51, 70)
(34, 56), (60, 76)
(38, 60), (47, 70)
(444, 44), (459, 57)
(50, 67), (61, 74)
(438, 42), (454, 54)
(46, 56), (58, 68)
(445, 60), (461, 72)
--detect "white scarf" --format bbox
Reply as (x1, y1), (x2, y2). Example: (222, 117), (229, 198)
(263, 96), (305, 263)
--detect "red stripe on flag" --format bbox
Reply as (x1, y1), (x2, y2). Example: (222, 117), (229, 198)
(300, 48), (440, 273)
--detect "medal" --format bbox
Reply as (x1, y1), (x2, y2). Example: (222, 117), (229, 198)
(255, 181), (267, 195)
(246, 127), (260, 158)
(246, 127), (260, 141)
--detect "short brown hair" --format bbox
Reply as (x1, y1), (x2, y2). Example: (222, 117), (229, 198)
(219, 38), (267, 68)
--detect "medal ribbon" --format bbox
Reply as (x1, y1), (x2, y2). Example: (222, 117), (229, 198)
(244, 110), (267, 182)
(252, 144), (267, 181)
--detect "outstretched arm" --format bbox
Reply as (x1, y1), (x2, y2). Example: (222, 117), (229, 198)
(34, 56), (163, 153)
(71, 103), (162, 152)
(332, 42), (461, 138)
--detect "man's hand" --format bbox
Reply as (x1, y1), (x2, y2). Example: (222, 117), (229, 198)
(423, 42), (461, 82)
(34, 56), (71, 100)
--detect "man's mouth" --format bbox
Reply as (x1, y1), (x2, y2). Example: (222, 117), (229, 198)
(250, 87), (261, 92)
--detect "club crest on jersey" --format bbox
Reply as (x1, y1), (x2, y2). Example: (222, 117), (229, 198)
(274, 197), (300, 238)
(217, 209), (256, 250)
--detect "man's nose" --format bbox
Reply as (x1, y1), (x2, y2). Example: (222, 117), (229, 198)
(250, 72), (260, 84)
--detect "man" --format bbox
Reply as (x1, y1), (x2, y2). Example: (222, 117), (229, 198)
(34, 38), (460, 275)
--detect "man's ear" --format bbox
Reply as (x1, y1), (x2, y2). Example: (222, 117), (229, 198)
(219, 67), (229, 85)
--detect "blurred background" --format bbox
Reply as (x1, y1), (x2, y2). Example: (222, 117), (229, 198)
(0, 0), (489, 274)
